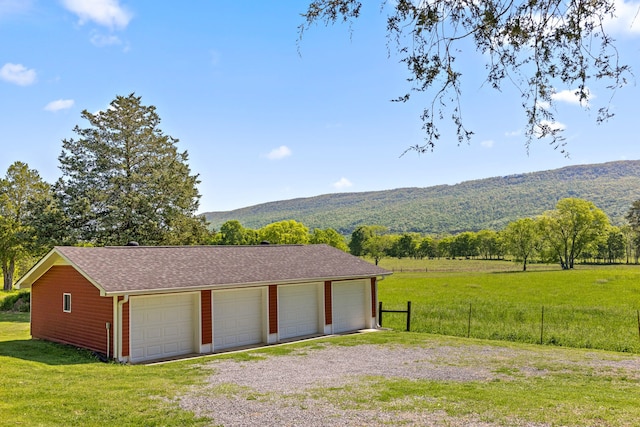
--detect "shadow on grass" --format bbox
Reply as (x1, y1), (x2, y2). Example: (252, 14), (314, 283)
(0, 311), (30, 322)
(0, 339), (99, 365)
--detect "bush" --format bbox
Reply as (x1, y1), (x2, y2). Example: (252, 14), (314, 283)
(0, 291), (30, 312)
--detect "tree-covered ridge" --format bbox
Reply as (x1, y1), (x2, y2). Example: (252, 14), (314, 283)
(204, 160), (640, 234)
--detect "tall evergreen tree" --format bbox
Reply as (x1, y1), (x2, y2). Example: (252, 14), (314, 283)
(56, 93), (210, 246)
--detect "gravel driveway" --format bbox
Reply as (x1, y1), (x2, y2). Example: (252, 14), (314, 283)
(178, 338), (640, 426)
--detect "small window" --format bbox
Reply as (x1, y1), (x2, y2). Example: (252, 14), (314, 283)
(63, 293), (71, 313)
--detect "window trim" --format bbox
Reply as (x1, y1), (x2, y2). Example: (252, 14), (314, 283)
(63, 293), (71, 313)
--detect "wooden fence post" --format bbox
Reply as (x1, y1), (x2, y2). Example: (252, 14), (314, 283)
(540, 306), (545, 345)
(467, 303), (472, 338)
(406, 301), (411, 332)
(379, 301), (383, 327)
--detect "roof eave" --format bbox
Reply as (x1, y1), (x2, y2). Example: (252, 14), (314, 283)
(102, 273), (391, 297)
(15, 247), (108, 295)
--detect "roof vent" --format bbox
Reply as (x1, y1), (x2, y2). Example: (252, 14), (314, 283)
(125, 241), (140, 246)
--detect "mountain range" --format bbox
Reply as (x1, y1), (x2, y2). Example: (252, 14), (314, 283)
(203, 160), (640, 235)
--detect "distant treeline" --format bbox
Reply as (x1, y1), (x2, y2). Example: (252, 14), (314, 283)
(215, 197), (640, 271)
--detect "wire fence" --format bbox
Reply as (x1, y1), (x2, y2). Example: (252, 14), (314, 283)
(379, 301), (640, 353)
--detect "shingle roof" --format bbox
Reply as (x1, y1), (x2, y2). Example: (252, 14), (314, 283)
(47, 244), (391, 295)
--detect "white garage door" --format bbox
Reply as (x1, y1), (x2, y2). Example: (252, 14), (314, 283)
(213, 288), (263, 351)
(333, 281), (367, 333)
(279, 284), (320, 340)
(130, 293), (195, 363)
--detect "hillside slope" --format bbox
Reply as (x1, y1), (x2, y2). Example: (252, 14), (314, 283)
(203, 160), (640, 234)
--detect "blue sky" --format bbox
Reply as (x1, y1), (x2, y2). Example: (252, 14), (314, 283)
(1, 1), (639, 213)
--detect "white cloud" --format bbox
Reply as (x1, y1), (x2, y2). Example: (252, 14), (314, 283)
(61, 0), (132, 30)
(332, 177), (353, 190)
(534, 120), (567, 138)
(552, 88), (592, 106)
(266, 145), (292, 160)
(605, 0), (640, 35)
(480, 140), (494, 148)
(44, 99), (75, 112)
(505, 130), (521, 137)
(0, 63), (36, 86)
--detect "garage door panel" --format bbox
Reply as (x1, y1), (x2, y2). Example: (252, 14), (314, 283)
(213, 288), (263, 351)
(279, 284), (319, 340)
(130, 293), (196, 363)
(333, 281), (367, 333)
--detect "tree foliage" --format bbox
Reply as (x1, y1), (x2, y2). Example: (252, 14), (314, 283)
(309, 227), (348, 251)
(300, 0), (629, 153)
(539, 198), (609, 269)
(503, 217), (540, 271)
(208, 196), (638, 266)
(363, 234), (394, 265)
(259, 220), (310, 244)
(56, 93), (210, 246)
(0, 162), (52, 290)
(349, 225), (387, 256)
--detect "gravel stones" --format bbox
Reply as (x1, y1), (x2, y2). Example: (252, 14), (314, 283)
(177, 341), (640, 426)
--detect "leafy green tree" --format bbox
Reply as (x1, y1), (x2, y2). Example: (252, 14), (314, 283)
(0, 162), (52, 290)
(259, 220), (309, 244)
(417, 236), (436, 259)
(451, 231), (479, 258)
(363, 234), (393, 265)
(391, 233), (420, 258)
(348, 225), (387, 255)
(625, 200), (640, 232)
(56, 93), (209, 246)
(310, 228), (348, 251)
(300, 0), (628, 154)
(604, 227), (625, 264)
(476, 229), (503, 260)
(437, 235), (454, 258)
(503, 218), (540, 271)
(539, 198), (609, 269)
(620, 225), (636, 264)
(219, 220), (251, 245)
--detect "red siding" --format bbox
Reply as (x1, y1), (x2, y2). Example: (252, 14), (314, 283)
(31, 265), (114, 355)
(370, 278), (377, 317)
(201, 290), (212, 345)
(324, 281), (332, 325)
(121, 298), (129, 357)
(268, 285), (278, 334)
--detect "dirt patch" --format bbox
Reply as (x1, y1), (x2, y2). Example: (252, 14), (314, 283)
(178, 342), (640, 426)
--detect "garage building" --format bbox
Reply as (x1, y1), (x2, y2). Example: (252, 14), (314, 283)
(16, 244), (391, 363)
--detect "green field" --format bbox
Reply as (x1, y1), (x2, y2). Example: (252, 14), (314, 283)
(376, 258), (640, 353)
(3, 278), (640, 426)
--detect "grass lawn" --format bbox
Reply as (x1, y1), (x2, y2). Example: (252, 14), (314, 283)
(0, 311), (209, 427)
(1, 309), (640, 426)
(3, 261), (640, 426)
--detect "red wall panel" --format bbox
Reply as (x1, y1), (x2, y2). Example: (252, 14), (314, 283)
(324, 281), (332, 325)
(370, 278), (377, 318)
(268, 285), (278, 334)
(201, 289), (212, 345)
(31, 266), (114, 355)
(119, 296), (130, 358)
